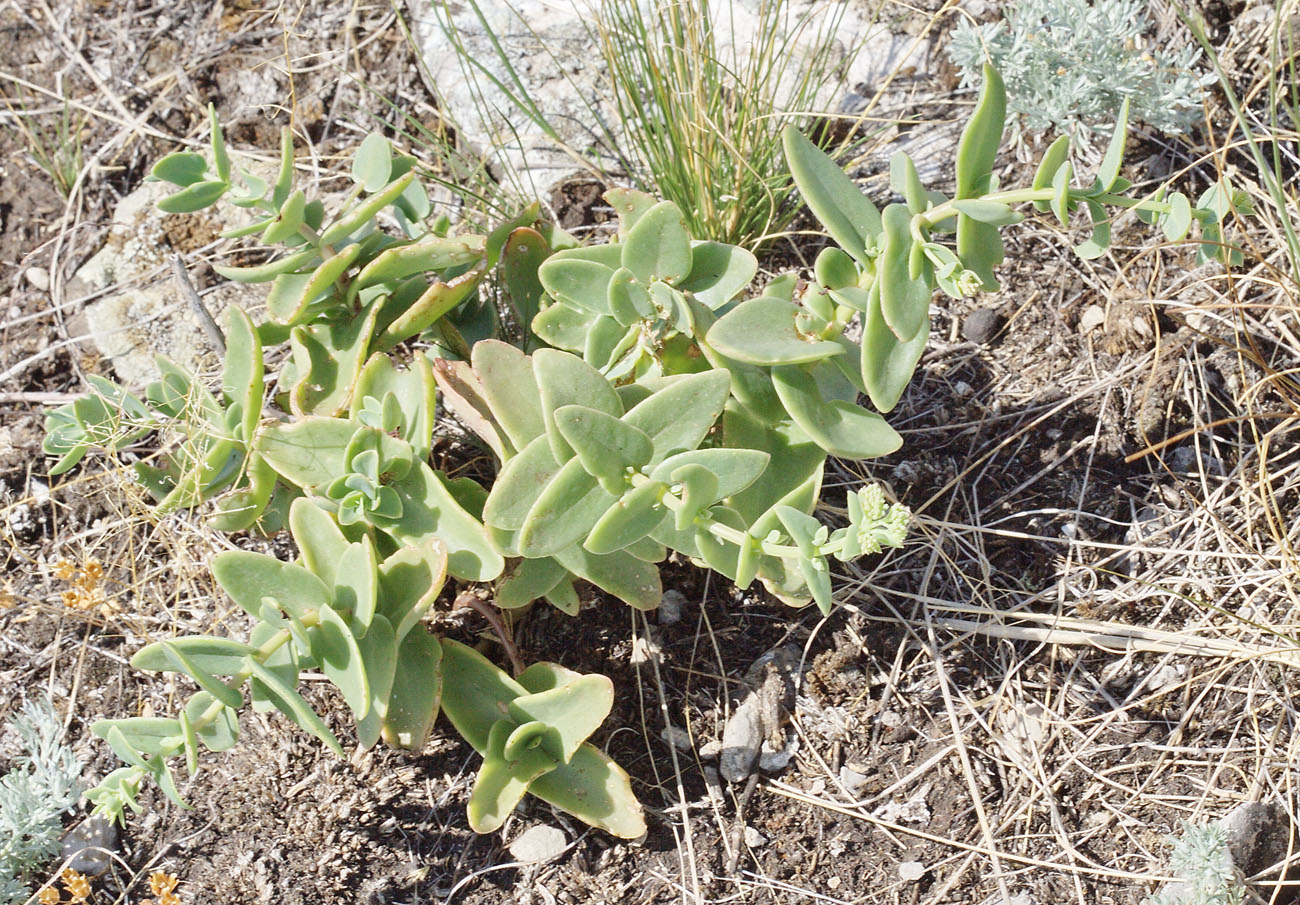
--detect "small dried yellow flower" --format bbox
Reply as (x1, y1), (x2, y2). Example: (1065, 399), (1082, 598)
(36, 885), (61, 905)
(53, 560), (77, 581)
(158, 891), (182, 905)
(81, 560), (104, 582)
(148, 871), (179, 896)
(61, 590), (83, 609)
(61, 868), (91, 902)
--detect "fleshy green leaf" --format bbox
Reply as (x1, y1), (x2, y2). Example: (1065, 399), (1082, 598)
(151, 152), (208, 187)
(212, 551), (331, 620)
(310, 603), (370, 719)
(680, 241), (758, 308)
(538, 258), (617, 316)
(508, 675), (614, 763)
(353, 132), (393, 193)
(1095, 97), (1130, 193)
(782, 126), (882, 264)
(534, 349), (623, 464)
(244, 657), (344, 756)
(518, 458), (616, 557)
(706, 296), (844, 366)
(861, 283), (928, 413)
(376, 537), (448, 642)
(438, 638), (529, 754)
(585, 481), (669, 554)
(621, 200), (692, 284)
(158, 179), (228, 214)
(621, 370), (731, 465)
(878, 204), (931, 342)
(185, 691), (239, 752)
(771, 365), (902, 459)
(1032, 136), (1071, 212)
(131, 636), (254, 676)
(384, 462), (504, 582)
(553, 405), (654, 490)
(380, 625), (441, 750)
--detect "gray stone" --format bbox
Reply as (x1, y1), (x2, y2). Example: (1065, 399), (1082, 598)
(508, 824), (568, 863)
(69, 170), (265, 387)
(657, 589), (686, 625)
(1219, 800), (1292, 880)
(60, 815), (120, 876)
(408, 0), (930, 199)
(961, 307), (1004, 344)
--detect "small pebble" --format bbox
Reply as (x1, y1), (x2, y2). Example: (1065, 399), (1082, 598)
(961, 308), (1004, 344)
(839, 766), (870, 797)
(1078, 304), (1106, 334)
(743, 826), (767, 847)
(508, 825), (567, 863)
(657, 590), (686, 626)
(60, 816), (120, 876)
(899, 860), (926, 881)
(24, 266), (50, 292)
(660, 726), (692, 751)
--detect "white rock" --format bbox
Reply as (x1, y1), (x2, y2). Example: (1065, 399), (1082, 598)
(839, 766), (870, 797)
(24, 266), (50, 291)
(1079, 304), (1106, 334)
(508, 824), (568, 863)
(69, 153), (275, 387)
(898, 860), (925, 881)
(408, 0), (929, 198)
(743, 826), (767, 848)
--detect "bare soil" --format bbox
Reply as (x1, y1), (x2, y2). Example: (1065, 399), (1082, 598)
(3, 1), (1300, 904)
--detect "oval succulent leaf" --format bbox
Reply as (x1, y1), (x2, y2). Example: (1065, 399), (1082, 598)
(680, 241), (758, 309)
(185, 692), (239, 752)
(311, 603), (371, 719)
(534, 349), (623, 464)
(782, 125), (882, 264)
(467, 720), (558, 833)
(771, 365), (902, 459)
(518, 458), (617, 557)
(551, 546), (662, 611)
(1032, 135), (1071, 212)
(621, 370), (731, 465)
(354, 613), (397, 750)
(376, 537), (448, 643)
(332, 536), (378, 635)
(352, 132), (393, 193)
(131, 636), (253, 677)
(538, 258), (617, 315)
(621, 200), (692, 284)
(553, 405), (654, 488)
(380, 625), (441, 750)
(707, 296), (844, 366)
(507, 674), (614, 764)
(861, 285), (929, 414)
(878, 204), (931, 342)
(483, 435), (563, 534)
(585, 480), (669, 554)
(954, 63), (1006, 200)
(648, 448), (769, 501)
(244, 657), (344, 757)
(212, 551), (331, 621)
(151, 151), (208, 187)
(438, 638), (529, 754)
(383, 462), (504, 582)
(526, 743), (647, 839)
